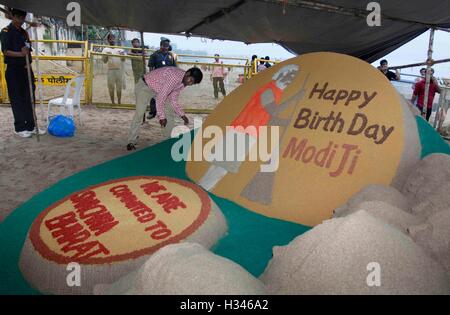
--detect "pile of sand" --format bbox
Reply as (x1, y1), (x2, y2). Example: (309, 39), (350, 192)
(335, 200), (423, 233)
(334, 184), (410, 216)
(261, 210), (449, 294)
(261, 154), (450, 294)
(409, 210), (450, 278)
(411, 182), (450, 218)
(94, 243), (267, 295)
(401, 154), (450, 206)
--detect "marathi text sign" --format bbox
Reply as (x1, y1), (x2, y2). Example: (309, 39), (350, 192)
(34, 74), (75, 86)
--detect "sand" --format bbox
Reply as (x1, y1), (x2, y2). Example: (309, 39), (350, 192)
(408, 209), (450, 277)
(0, 105), (209, 222)
(261, 210), (450, 295)
(94, 243), (267, 295)
(0, 61), (245, 222)
(336, 200), (423, 233)
(402, 153), (450, 206)
(333, 184), (410, 217)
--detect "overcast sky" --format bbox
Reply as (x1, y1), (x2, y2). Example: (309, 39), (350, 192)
(129, 29), (450, 78)
(372, 30), (450, 79)
(130, 31), (297, 60)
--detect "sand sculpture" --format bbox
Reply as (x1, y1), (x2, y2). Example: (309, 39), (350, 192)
(94, 243), (267, 295)
(186, 52), (421, 226)
(19, 177), (227, 294)
(11, 54), (449, 295)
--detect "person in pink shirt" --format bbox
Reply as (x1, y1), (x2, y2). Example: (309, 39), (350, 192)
(211, 54), (227, 99)
(126, 66), (203, 151)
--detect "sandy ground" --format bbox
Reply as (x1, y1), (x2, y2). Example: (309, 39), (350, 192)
(0, 103), (209, 222)
(0, 60), (243, 222)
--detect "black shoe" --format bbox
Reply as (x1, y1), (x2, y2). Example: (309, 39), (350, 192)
(127, 143), (136, 151)
(147, 112), (157, 120)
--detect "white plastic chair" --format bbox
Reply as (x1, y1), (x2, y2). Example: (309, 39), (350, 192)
(47, 75), (85, 126)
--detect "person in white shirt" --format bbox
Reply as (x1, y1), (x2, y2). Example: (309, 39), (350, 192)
(102, 34), (125, 104)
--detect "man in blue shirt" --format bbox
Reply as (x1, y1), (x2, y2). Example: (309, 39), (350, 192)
(148, 37), (177, 70)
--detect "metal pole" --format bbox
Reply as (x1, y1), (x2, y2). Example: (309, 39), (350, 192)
(390, 58), (450, 71)
(25, 52), (40, 142)
(434, 88), (446, 129)
(422, 28), (435, 122)
(32, 25), (45, 122)
(140, 31), (146, 75)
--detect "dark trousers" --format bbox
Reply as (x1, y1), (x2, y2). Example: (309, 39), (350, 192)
(418, 106), (432, 121)
(213, 77), (226, 99)
(6, 65), (36, 132)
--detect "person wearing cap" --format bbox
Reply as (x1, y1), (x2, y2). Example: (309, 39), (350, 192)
(211, 54), (227, 100)
(148, 37), (177, 70)
(126, 66), (203, 151)
(0, 8), (46, 138)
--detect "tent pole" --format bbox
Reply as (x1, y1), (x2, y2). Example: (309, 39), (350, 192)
(140, 31), (146, 75)
(390, 58), (450, 70)
(422, 28), (435, 123)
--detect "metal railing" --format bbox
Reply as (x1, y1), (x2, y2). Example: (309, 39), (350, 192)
(1, 42), (290, 116)
(0, 39), (89, 104)
(87, 46), (254, 113)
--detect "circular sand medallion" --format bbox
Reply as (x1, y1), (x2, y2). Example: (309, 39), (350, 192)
(19, 176), (227, 294)
(186, 52), (421, 226)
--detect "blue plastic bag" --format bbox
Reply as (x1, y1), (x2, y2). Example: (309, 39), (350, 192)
(48, 115), (76, 138)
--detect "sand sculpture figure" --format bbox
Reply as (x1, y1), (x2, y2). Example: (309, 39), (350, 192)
(241, 72), (310, 205)
(198, 65), (309, 202)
